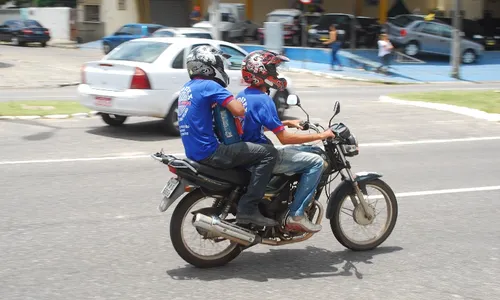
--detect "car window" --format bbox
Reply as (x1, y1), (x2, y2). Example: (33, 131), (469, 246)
(5, 20), (22, 28)
(116, 25), (134, 35)
(131, 25), (142, 35)
(421, 23), (442, 36)
(171, 49), (185, 69)
(23, 20), (42, 28)
(267, 14), (294, 24)
(184, 33), (212, 39)
(107, 41), (171, 63)
(154, 30), (175, 37)
(441, 26), (452, 38)
(147, 26), (162, 35)
(190, 43), (211, 51)
(220, 45), (245, 69)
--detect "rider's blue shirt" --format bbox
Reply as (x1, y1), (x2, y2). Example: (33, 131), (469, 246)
(178, 79), (234, 161)
(235, 87), (285, 144)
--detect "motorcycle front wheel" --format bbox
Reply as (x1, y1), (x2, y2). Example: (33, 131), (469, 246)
(330, 178), (398, 251)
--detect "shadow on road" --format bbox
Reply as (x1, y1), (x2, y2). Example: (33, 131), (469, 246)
(166, 245), (403, 282)
(86, 120), (179, 142)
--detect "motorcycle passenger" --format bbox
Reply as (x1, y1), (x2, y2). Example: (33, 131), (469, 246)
(236, 50), (335, 233)
(178, 45), (279, 227)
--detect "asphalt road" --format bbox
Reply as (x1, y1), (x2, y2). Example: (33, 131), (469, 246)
(1, 83), (500, 300)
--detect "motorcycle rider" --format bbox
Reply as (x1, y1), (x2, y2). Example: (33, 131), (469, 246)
(236, 50), (335, 232)
(178, 45), (279, 227)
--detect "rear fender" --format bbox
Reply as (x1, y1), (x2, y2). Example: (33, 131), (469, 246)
(325, 172), (382, 219)
(158, 178), (199, 212)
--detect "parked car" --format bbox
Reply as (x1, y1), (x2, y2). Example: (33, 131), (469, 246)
(477, 17), (500, 50)
(258, 9), (304, 46)
(152, 27), (213, 39)
(244, 20), (260, 40)
(0, 19), (50, 47)
(307, 13), (380, 48)
(304, 12), (322, 29)
(192, 3), (247, 42)
(386, 14), (446, 37)
(101, 23), (165, 54)
(78, 37), (295, 135)
(389, 20), (484, 64)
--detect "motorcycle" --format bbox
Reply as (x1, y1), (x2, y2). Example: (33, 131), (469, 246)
(151, 95), (398, 268)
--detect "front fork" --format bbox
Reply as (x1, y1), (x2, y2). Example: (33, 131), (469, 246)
(336, 145), (374, 220)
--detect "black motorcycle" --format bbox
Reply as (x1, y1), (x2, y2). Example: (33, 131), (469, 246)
(151, 95), (398, 268)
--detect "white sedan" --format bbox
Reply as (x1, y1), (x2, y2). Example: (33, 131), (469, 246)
(78, 37), (294, 136)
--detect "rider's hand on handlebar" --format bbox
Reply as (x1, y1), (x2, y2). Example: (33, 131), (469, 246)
(320, 129), (335, 140)
(285, 119), (304, 130)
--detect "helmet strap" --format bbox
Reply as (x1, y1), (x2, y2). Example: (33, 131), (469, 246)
(265, 87), (270, 95)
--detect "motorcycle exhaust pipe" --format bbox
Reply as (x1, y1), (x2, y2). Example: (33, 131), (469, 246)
(192, 213), (258, 246)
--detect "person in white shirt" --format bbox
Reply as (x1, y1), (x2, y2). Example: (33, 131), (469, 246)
(376, 33), (393, 74)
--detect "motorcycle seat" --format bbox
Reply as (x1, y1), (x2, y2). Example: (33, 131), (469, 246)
(183, 158), (251, 186)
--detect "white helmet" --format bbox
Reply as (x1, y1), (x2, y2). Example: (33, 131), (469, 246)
(186, 45), (231, 87)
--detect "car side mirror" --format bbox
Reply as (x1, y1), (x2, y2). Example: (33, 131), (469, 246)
(286, 94), (301, 106)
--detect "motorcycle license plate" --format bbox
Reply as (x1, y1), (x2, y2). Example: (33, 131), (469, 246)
(161, 177), (180, 198)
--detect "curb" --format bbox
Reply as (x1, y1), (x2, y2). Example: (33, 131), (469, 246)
(288, 68), (418, 85)
(0, 82), (80, 90)
(0, 111), (99, 120)
(379, 95), (500, 122)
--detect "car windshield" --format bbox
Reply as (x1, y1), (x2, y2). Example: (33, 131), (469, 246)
(107, 41), (171, 63)
(204, 12), (231, 22)
(267, 14), (294, 23)
(184, 33), (212, 39)
(357, 17), (377, 27)
(23, 20), (42, 28)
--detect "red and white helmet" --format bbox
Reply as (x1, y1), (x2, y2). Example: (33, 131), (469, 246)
(241, 50), (290, 91)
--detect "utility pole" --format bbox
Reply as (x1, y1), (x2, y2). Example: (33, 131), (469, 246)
(210, 0), (220, 41)
(450, 0), (461, 79)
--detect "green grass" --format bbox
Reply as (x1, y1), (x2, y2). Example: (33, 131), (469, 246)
(0, 101), (90, 116)
(389, 90), (500, 114)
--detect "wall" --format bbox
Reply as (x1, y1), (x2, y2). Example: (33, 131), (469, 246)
(0, 9), (20, 24)
(101, 0), (138, 36)
(437, 0), (484, 19)
(21, 7), (71, 41)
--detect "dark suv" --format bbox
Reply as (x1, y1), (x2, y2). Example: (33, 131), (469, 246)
(307, 13), (381, 48)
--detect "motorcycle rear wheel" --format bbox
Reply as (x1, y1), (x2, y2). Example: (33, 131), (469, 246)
(330, 179), (398, 251)
(170, 189), (243, 268)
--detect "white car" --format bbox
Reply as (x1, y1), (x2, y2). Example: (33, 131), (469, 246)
(78, 37), (294, 136)
(151, 27), (213, 39)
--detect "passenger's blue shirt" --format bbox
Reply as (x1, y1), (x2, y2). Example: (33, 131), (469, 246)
(178, 79), (234, 161)
(236, 87), (285, 144)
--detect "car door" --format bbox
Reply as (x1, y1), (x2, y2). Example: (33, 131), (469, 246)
(125, 24), (144, 42)
(0, 22), (9, 41)
(416, 22), (443, 53)
(218, 44), (248, 94)
(107, 25), (133, 47)
(438, 25), (453, 55)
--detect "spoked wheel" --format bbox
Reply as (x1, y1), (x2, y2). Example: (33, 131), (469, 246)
(169, 189), (242, 268)
(330, 179), (398, 251)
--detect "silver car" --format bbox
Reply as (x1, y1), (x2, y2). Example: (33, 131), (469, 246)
(389, 20), (484, 64)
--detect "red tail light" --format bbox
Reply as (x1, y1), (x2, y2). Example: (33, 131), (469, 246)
(44, 30), (49, 35)
(400, 29), (407, 36)
(130, 67), (151, 89)
(168, 165), (177, 174)
(22, 29), (32, 34)
(80, 65), (86, 84)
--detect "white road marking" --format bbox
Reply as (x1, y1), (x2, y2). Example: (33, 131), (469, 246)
(0, 136), (499, 166)
(394, 185), (500, 198)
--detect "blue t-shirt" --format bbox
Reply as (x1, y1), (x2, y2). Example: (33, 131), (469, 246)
(178, 79), (234, 161)
(236, 87), (285, 144)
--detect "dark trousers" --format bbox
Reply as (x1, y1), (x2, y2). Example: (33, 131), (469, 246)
(200, 142), (278, 214)
(377, 53), (391, 71)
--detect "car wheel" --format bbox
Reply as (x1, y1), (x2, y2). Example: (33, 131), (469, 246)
(162, 100), (180, 136)
(101, 113), (127, 126)
(462, 49), (477, 64)
(103, 42), (111, 54)
(40, 42), (47, 47)
(404, 42), (419, 56)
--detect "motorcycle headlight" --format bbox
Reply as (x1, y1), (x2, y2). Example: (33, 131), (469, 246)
(342, 134), (359, 157)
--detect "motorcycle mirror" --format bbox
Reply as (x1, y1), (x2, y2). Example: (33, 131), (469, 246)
(286, 94), (300, 106)
(333, 101), (340, 116)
